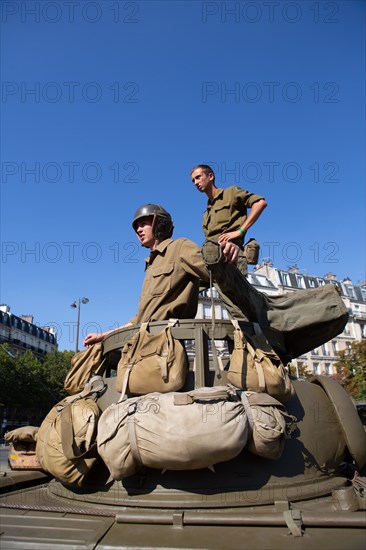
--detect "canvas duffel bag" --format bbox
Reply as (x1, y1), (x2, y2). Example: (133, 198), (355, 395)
(227, 320), (295, 403)
(5, 426), (39, 444)
(64, 342), (107, 395)
(116, 319), (188, 395)
(245, 391), (297, 460)
(97, 386), (252, 480)
(36, 376), (107, 487)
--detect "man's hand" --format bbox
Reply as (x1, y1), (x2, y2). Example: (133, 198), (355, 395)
(218, 230), (243, 245)
(83, 332), (104, 347)
(219, 241), (240, 265)
(83, 322), (133, 348)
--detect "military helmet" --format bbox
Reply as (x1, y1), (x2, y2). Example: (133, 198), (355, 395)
(132, 204), (174, 239)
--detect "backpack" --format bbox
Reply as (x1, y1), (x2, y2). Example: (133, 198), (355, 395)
(97, 386), (252, 480)
(36, 376), (107, 487)
(227, 321), (295, 403)
(245, 391), (297, 460)
(115, 320), (188, 396)
(64, 342), (106, 395)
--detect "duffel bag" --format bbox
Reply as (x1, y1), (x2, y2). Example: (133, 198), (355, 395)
(227, 320), (295, 403)
(36, 376), (107, 487)
(116, 319), (188, 395)
(97, 386), (252, 480)
(245, 391), (297, 460)
(5, 426), (39, 444)
(64, 342), (106, 395)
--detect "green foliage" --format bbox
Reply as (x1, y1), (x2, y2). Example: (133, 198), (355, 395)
(332, 341), (366, 400)
(288, 362), (312, 380)
(42, 349), (75, 400)
(0, 345), (74, 425)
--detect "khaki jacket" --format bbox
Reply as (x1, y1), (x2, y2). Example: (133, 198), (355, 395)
(129, 238), (209, 324)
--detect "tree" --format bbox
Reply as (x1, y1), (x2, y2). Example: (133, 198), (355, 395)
(288, 362), (312, 380)
(42, 349), (75, 400)
(332, 341), (366, 400)
(0, 345), (75, 427)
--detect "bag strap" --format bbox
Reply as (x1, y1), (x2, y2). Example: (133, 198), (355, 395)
(230, 320), (266, 392)
(60, 376), (106, 460)
(208, 269), (223, 382)
(60, 405), (98, 461)
(174, 387), (231, 405)
(117, 364), (133, 403)
(126, 402), (144, 466)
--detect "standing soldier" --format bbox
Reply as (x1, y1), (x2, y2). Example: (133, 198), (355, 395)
(191, 163), (267, 319)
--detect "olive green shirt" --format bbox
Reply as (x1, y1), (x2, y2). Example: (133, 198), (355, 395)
(203, 186), (264, 246)
(129, 238), (210, 324)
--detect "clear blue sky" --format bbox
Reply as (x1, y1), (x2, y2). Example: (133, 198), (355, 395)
(1, 0), (365, 351)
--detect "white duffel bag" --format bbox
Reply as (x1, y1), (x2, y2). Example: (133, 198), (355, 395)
(97, 386), (252, 480)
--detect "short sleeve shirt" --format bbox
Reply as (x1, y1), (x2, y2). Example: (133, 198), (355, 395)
(202, 186), (264, 244)
(129, 238), (209, 325)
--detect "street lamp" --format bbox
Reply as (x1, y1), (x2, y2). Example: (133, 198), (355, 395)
(70, 297), (89, 353)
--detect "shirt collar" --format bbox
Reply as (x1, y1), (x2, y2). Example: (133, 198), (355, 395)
(144, 238), (173, 269)
(207, 188), (224, 206)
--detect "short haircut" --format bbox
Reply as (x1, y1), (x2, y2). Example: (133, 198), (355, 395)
(190, 164), (215, 183)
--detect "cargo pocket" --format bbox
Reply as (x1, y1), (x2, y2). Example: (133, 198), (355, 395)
(151, 262), (174, 296)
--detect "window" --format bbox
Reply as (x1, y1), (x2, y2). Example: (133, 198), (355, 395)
(332, 341), (338, 353)
(347, 286), (356, 299)
(281, 272), (290, 286)
(317, 278), (325, 286)
(295, 275), (305, 288)
(203, 305), (212, 319)
(325, 363), (331, 375)
(313, 362), (320, 375)
(222, 308), (229, 320)
(321, 344), (329, 356)
(311, 349), (319, 356)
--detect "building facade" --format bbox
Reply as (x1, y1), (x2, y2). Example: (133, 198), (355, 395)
(0, 304), (57, 358)
(197, 265), (366, 377)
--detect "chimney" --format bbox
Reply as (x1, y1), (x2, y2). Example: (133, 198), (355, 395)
(324, 272), (337, 280)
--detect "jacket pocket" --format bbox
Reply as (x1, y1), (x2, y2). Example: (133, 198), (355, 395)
(150, 262), (174, 296)
(214, 204), (230, 224)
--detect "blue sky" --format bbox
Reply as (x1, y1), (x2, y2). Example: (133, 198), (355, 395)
(1, 0), (365, 351)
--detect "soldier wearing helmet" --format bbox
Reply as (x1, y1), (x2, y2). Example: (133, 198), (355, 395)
(83, 204), (210, 346)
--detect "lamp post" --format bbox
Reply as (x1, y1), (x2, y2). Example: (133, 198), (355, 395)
(70, 297), (89, 353)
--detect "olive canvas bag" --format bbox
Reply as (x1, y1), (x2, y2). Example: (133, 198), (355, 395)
(36, 376), (106, 487)
(64, 342), (107, 395)
(115, 319), (188, 396)
(245, 391), (297, 460)
(243, 238), (260, 265)
(97, 386), (252, 480)
(227, 320), (295, 403)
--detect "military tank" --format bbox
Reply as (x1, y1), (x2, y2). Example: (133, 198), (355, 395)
(1, 319), (365, 550)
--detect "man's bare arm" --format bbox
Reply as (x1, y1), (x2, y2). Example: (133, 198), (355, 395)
(218, 199), (267, 244)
